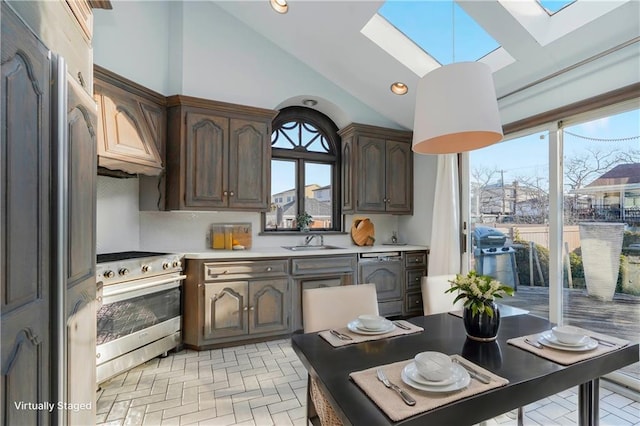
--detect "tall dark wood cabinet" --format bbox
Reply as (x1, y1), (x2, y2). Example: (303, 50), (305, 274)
(339, 123), (413, 214)
(1, 2), (97, 424)
(165, 95), (278, 211)
(1, 6), (52, 424)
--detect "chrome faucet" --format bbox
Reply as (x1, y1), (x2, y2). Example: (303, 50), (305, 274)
(304, 235), (323, 246)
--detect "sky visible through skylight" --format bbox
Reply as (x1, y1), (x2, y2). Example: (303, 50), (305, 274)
(537, 0), (577, 14)
(378, 1), (499, 64)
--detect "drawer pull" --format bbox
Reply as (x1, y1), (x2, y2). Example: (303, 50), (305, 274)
(415, 300), (420, 304)
(266, 267), (272, 272)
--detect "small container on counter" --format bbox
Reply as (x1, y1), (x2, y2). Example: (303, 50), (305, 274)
(224, 225), (234, 250)
(211, 225), (226, 249)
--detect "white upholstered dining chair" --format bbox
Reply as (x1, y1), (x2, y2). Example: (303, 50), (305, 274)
(302, 283), (379, 425)
(421, 274), (464, 315)
(302, 283), (379, 333)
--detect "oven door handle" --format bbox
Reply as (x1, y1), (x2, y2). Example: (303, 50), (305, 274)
(103, 275), (187, 298)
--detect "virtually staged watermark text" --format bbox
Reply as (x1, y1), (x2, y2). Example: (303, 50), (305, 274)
(14, 401), (92, 412)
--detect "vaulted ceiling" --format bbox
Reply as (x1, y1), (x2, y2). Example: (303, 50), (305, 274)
(215, 0), (640, 129)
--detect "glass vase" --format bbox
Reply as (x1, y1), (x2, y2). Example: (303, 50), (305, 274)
(463, 302), (500, 342)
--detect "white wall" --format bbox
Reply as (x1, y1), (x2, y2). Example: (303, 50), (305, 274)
(96, 176), (140, 253)
(398, 154), (438, 246)
(93, 2), (170, 94)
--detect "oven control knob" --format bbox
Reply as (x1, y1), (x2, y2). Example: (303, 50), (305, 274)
(103, 270), (115, 279)
(172, 260), (182, 268)
(162, 262), (171, 270)
(141, 264), (151, 273)
(118, 268), (129, 276)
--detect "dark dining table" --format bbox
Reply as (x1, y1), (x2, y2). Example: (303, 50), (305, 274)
(291, 313), (639, 426)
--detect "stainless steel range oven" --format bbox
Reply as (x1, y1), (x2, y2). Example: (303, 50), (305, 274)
(96, 251), (185, 384)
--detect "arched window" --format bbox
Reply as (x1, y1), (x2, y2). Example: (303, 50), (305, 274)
(264, 106), (341, 232)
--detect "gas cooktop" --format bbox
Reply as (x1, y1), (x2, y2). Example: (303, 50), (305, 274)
(97, 251), (168, 263)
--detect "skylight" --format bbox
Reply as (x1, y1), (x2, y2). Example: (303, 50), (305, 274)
(378, 1), (500, 65)
(537, 0), (577, 15)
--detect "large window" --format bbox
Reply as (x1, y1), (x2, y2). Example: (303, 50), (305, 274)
(264, 107), (340, 232)
(465, 102), (640, 388)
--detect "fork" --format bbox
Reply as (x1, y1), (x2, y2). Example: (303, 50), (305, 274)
(376, 368), (416, 406)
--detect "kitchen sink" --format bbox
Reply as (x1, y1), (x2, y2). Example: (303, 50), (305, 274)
(282, 245), (343, 251)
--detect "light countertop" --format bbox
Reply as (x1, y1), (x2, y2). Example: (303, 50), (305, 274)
(182, 244), (429, 260)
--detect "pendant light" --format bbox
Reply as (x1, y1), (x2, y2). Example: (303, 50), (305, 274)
(412, 4), (503, 155)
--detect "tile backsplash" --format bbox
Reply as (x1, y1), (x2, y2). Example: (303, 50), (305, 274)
(98, 176), (407, 254)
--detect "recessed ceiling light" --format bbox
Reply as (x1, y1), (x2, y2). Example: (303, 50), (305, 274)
(302, 99), (317, 107)
(390, 82), (408, 95)
(270, 0), (288, 14)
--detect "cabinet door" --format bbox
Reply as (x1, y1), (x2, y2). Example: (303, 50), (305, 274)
(249, 279), (289, 334)
(203, 281), (248, 340)
(359, 262), (403, 302)
(357, 136), (387, 212)
(385, 140), (412, 213)
(228, 118), (269, 210)
(1, 5), (51, 424)
(184, 111), (228, 208)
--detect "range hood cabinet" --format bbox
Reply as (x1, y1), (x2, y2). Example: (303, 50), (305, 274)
(94, 65), (165, 176)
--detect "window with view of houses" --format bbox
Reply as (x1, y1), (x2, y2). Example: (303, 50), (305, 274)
(264, 107), (340, 232)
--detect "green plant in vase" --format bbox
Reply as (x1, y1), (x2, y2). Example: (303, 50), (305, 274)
(446, 271), (514, 341)
(296, 211), (313, 232)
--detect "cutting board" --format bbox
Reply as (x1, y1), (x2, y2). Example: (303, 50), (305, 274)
(351, 218), (375, 246)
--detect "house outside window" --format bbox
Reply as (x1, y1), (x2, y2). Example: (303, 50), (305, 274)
(264, 106), (341, 232)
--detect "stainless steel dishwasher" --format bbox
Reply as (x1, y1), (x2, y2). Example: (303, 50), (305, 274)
(358, 252), (403, 316)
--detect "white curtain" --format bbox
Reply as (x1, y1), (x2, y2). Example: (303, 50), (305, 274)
(428, 154), (461, 276)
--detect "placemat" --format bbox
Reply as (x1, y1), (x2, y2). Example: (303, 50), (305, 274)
(319, 320), (423, 347)
(349, 355), (509, 422)
(507, 327), (629, 365)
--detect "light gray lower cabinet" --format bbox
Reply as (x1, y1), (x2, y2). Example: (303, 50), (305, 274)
(183, 259), (290, 349)
(359, 260), (404, 316)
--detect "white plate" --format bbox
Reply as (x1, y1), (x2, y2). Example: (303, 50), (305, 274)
(538, 334), (598, 352)
(540, 331), (589, 347)
(403, 362), (460, 386)
(401, 363), (470, 393)
(347, 319), (395, 335)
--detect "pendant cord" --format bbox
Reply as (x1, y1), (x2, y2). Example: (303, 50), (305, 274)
(451, 1), (455, 63)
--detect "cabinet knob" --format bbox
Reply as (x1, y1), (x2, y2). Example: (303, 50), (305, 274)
(229, 191), (235, 197)
(249, 306), (254, 311)
(243, 306), (248, 311)
(415, 300), (420, 305)
(266, 267), (272, 272)
(223, 191), (228, 196)
(415, 277), (420, 281)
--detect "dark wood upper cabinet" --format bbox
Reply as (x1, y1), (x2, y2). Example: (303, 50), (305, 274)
(94, 66), (165, 176)
(339, 123), (413, 214)
(165, 95), (278, 211)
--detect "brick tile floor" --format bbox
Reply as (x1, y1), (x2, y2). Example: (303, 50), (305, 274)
(97, 339), (639, 426)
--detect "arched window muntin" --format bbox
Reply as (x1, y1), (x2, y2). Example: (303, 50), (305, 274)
(264, 106), (341, 232)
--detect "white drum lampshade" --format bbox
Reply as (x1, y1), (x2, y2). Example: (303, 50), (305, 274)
(412, 62), (504, 154)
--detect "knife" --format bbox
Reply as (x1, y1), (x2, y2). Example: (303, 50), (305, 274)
(376, 368), (416, 406)
(525, 338), (543, 349)
(452, 358), (491, 384)
(393, 321), (411, 330)
(330, 329), (352, 340)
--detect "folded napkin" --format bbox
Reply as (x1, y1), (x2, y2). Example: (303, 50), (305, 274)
(349, 355), (509, 422)
(319, 320), (423, 347)
(507, 327), (630, 365)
